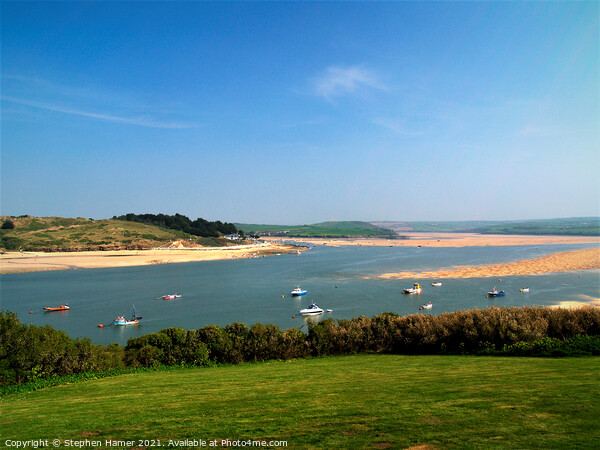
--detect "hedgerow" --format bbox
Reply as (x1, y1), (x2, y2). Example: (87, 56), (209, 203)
(2, 306), (599, 387)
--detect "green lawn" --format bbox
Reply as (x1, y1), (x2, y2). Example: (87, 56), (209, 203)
(2, 355), (599, 448)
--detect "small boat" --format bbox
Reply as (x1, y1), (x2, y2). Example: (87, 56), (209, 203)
(520, 287), (530, 293)
(162, 293), (182, 300)
(113, 305), (142, 326)
(299, 304), (324, 315)
(487, 288), (506, 298)
(403, 283), (422, 294)
(291, 286), (307, 296)
(432, 282), (442, 287)
(420, 302), (432, 310)
(43, 304), (70, 311)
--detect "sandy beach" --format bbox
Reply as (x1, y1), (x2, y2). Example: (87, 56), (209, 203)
(0, 242), (302, 274)
(377, 247), (600, 280)
(263, 232), (600, 248)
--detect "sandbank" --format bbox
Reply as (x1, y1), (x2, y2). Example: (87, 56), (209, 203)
(550, 295), (600, 309)
(263, 232), (600, 248)
(377, 247), (600, 280)
(0, 242), (302, 275)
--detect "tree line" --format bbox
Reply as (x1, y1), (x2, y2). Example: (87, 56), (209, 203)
(2, 306), (599, 387)
(112, 213), (237, 238)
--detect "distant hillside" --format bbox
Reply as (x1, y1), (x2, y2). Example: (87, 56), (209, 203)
(0, 216), (236, 251)
(373, 217), (600, 236)
(236, 221), (393, 237)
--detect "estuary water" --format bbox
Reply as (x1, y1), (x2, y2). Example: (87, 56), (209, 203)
(1, 243), (598, 346)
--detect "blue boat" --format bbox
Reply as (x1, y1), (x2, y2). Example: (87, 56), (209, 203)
(291, 286), (307, 296)
(486, 288), (506, 298)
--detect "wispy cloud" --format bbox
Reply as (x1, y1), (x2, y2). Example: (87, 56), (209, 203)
(3, 96), (197, 129)
(2, 75), (199, 129)
(371, 117), (425, 137)
(312, 66), (385, 100)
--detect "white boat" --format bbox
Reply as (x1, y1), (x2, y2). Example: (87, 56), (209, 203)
(520, 287), (530, 293)
(299, 304), (324, 315)
(113, 316), (140, 326)
(403, 283), (422, 294)
(291, 286), (307, 296)
(162, 293), (182, 300)
(432, 282), (442, 287)
(420, 302), (433, 310)
(113, 305), (142, 326)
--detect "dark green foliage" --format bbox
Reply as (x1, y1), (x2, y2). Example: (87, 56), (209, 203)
(114, 213), (237, 238)
(2, 306), (600, 387)
(0, 311), (125, 385)
(125, 328), (210, 367)
(0, 235), (22, 250)
(1, 220), (15, 229)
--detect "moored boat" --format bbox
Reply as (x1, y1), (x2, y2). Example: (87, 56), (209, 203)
(43, 304), (70, 311)
(299, 303), (324, 315)
(432, 282), (442, 287)
(486, 288), (506, 298)
(420, 302), (433, 310)
(403, 283), (422, 294)
(291, 286), (307, 296)
(520, 287), (530, 293)
(113, 305), (142, 326)
(162, 293), (182, 300)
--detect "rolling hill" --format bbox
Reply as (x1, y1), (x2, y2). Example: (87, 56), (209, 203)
(236, 221), (394, 237)
(0, 216), (234, 251)
(373, 217), (600, 236)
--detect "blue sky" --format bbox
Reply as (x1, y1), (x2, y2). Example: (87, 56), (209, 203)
(2, 1), (598, 224)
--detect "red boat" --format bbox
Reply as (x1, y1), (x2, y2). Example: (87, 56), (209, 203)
(43, 304), (70, 311)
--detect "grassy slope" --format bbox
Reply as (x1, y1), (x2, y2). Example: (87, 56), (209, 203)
(237, 221), (392, 237)
(376, 217), (600, 236)
(2, 354), (599, 448)
(0, 216), (231, 251)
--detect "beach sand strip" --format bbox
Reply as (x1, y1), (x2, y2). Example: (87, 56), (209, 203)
(377, 247), (600, 280)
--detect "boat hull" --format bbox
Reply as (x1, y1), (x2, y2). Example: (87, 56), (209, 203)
(402, 289), (422, 294)
(300, 310), (323, 315)
(291, 291), (307, 296)
(487, 292), (506, 297)
(299, 303), (324, 315)
(43, 306), (70, 311)
(113, 319), (139, 326)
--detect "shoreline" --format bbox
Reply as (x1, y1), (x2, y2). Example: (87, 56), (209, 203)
(0, 242), (303, 274)
(2, 233), (598, 277)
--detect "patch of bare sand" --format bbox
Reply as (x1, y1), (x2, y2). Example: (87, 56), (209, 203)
(550, 295), (600, 309)
(0, 242), (303, 274)
(263, 233), (599, 248)
(377, 247), (600, 280)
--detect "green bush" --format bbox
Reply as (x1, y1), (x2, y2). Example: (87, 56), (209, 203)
(2, 306), (600, 387)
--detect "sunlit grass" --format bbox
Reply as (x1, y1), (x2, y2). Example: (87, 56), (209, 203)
(2, 354), (599, 448)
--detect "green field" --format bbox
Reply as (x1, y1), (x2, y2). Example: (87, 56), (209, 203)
(2, 354), (598, 448)
(236, 221), (393, 237)
(376, 217), (600, 236)
(0, 216), (230, 251)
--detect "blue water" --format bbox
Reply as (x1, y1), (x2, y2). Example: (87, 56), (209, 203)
(1, 243), (598, 346)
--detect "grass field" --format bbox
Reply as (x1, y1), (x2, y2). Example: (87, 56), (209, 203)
(236, 221), (392, 237)
(376, 217), (600, 236)
(2, 354), (599, 448)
